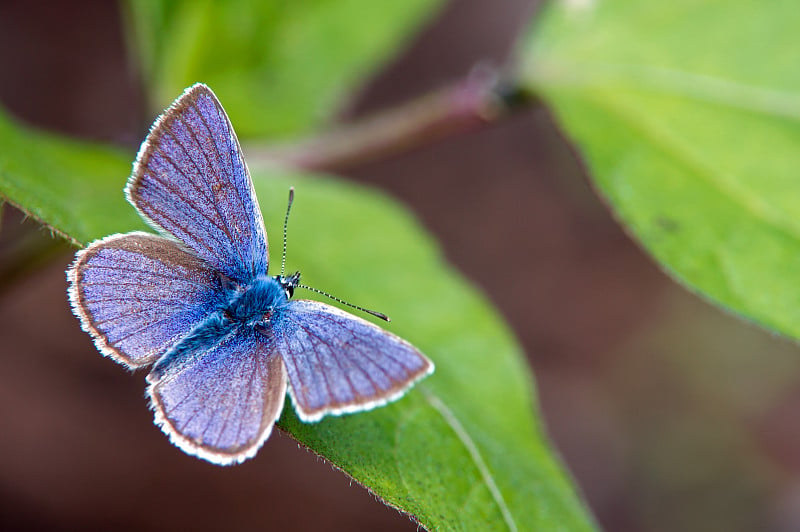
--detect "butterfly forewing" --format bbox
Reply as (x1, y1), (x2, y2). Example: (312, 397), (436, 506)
(275, 300), (434, 422)
(68, 232), (220, 368)
(126, 84), (268, 283)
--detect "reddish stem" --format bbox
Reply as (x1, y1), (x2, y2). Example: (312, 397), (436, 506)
(247, 67), (533, 173)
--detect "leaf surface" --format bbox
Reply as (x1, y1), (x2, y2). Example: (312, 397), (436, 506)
(0, 108), (595, 530)
(522, 0), (800, 338)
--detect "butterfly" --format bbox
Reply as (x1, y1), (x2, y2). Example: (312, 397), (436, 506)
(67, 83), (434, 465)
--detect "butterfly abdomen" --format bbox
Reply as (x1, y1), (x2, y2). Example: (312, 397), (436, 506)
(149, 312), (233, 380)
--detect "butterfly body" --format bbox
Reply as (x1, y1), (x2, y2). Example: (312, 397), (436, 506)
(68, 84), (433, 465)
(154, 272), (296, 369)
(223, 274), (289, 324)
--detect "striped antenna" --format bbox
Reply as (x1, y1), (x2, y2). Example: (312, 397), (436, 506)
(280, 187), (294, 276)
(298, 283), (390, 322)
(281, 187), (390, 322)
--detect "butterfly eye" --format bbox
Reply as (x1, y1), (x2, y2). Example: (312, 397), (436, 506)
(253, 321), (272, 338)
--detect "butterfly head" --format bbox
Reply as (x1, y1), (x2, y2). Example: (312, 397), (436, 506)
(275, 271), (301, 299)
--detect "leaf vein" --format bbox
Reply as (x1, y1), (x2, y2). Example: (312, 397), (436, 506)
(420, 387), (518, 532)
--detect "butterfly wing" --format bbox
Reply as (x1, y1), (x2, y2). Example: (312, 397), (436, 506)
(274, 300), (434, 422)
(147, 328), (287, 465)
(68, 232), (221, 368)
(126, 83), (268, 283)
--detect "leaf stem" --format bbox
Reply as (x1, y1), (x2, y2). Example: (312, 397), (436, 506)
(246, 66), (539, 173)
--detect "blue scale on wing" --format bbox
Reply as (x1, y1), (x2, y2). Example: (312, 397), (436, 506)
(275, 300), (433, 421)
(70, 233), (220, 367)
(126, 86), (267, 284)
(148, 328), (286, 462)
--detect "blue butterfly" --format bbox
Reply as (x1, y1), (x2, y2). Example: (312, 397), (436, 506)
(67, 84), (434, 465)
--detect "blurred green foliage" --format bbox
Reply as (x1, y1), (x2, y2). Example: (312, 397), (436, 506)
(522, 0), (800, 341)
(0, 107), (142, 243)
(125, 0), (443, 138)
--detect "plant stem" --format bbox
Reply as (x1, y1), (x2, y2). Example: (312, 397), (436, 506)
(246, 67), (538, 173)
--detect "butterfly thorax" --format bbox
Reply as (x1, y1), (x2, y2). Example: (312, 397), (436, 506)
(223, 275), (291, 327)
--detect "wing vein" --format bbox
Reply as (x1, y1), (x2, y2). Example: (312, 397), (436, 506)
(177, 110), (247, 272)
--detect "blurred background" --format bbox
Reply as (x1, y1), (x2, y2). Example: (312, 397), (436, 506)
(2, 1), (800, 531)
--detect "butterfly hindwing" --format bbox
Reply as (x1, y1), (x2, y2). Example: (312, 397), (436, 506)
(147, 327), (287, 465)
(68, 232), (221, 368)
(274, 300), (434, 422)
(126, 83), (267, 283)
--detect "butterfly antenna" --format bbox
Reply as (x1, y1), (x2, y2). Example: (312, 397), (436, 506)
(281, 187), (294, 277)
(297, 283), (391, 322)
(282, 187), (389, 322)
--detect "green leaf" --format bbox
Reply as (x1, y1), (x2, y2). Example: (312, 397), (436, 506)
(0, 109), (594, 529)
(265, 176), (594, 530)
(124, 0), (444, 139)
(520, 0), (800, 340)
(0, 108), (145, 243)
